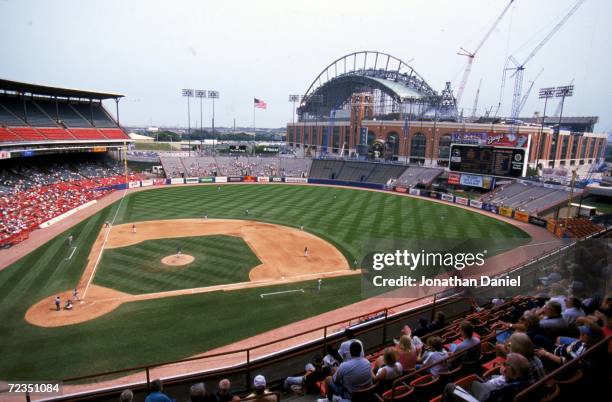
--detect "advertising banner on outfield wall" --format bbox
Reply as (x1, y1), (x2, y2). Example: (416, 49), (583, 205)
(199, 177), (214, 183)
(185, 177), (199, 184)
(243, 176), (257, 182)
(514, 210), (530, 223)
(499, 207), (514, 218)
(0, 151), (10, 159)
(257, 176), (270, 183)
(529, 216), (548, 227)
(448, 173), (461, 185)
(454, 196), (469, 206)
(482, 203), (498, 214)
(141, 179), (154, 187)
(128, 181), (141, 189)
(469, 200), (483, 209)
(271, 177), (283, 182)
(286, 177), (308, 183)
(409, 188), (420, 196)
(441, 193), (454, 202)
(395, 186), (407, 193)
(170, 178), (184, 185)
(153, 179), (166, 186)
(215, 176), (228, 183)
(227, 176), (243, 182)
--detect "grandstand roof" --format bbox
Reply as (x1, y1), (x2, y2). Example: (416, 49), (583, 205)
(0, 78), (124, 100)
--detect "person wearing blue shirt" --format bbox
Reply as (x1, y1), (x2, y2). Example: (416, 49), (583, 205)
(145, 379), (173, 402)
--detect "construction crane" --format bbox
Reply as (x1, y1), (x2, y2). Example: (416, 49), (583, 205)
(516, 68), (544, 116)
(506, 0), (585, 121)
(455, 0), (515, 108)
(471, 78), (483, 118)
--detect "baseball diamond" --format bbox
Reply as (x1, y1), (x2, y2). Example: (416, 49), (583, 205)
(0, 183), (542, 382)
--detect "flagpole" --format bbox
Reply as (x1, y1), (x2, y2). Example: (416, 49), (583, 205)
(253, 101), (256, 134)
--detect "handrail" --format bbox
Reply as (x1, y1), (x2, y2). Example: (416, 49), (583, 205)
(514, 334), (612, 401)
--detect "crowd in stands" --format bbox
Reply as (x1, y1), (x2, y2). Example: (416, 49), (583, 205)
(116, 287), (609, 402)
(0, 157), (140, 247)
(160, 156), (311, 179)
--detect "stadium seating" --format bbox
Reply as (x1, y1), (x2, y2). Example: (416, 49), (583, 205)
(309, 159), (413, 184)
(68, 128), (107, 140)
(37, 127), (76, 140)
(396, 166), (444, 187)
(480, 182), (578, 215)
(8, 127), (46, 141)
(99, 128), (129, 139)
(0, 158), (141, 247)
(0, 127), (21, 141)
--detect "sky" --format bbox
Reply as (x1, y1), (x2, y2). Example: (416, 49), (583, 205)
(1, 0), (611, 132)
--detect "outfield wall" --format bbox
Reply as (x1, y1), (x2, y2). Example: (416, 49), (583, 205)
(110, 175), (558, 236)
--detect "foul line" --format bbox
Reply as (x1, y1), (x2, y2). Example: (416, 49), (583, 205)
(260, 289), (304, 298)
(81, 187), (129, 300)
(66, 247), (77, 260)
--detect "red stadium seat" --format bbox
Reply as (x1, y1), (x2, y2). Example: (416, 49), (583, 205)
(37, 127), (76, 140)
(68, 128), (106, 140)
(8, 127), (46, 140)
(99, 128), (129, 139)
(0, 127), (21, 142)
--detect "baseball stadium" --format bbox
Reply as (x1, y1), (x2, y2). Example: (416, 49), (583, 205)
(1, 6), (612, 402)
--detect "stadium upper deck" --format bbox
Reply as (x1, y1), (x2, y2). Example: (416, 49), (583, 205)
(0, 78), (130, 150)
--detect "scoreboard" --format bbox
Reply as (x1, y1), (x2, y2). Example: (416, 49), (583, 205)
(449, 144), (526, 178)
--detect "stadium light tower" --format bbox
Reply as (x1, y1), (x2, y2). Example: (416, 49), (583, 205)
(208, 91), (219, 153)
(536, 87), (555, 169)
(182, 89), (194, 156)
(289, 95), (302, 149)
(551, 85), (574, 168)
(195, 90), (206, 153)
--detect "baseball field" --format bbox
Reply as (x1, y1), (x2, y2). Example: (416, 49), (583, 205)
(0, 184), (530, 381)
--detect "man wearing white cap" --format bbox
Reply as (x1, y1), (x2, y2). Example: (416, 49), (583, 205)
(247, 375), (275, 402)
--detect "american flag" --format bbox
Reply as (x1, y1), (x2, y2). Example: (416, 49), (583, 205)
(254, 98), (267, 109)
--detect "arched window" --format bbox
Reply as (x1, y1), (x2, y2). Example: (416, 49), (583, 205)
(387, 132), (400, 158)
(438, 134), (451, 159)
(410, 133), (427, 157)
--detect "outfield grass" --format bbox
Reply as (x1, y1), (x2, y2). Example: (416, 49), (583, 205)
(0, 184), (529, 381)
(94, 235), (261, 294)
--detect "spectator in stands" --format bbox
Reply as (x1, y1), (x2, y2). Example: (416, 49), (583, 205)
(442, 353), (531, 402)
(372, 347), (403, 391)
(216, 379), (239, 402)
(283, 355), (330, 394)
(503, 332), (545, 383)
(562, 296), (585, 326)
(548, 284), (567, 310)
(120, 389), (133, 402)
(418, 336), (449, 377)
(338, 328), (364, 361)
(538, 300), (569, 341)
(323, 344), (341, 369)
(451, 321), (481, 362)
(323, 341), (372, 401)
(392, 334), (418, 372)
(537, 321), (604, 368)
(429, 311), (447, 332)
(247, 375), (275, 402)
(188, 383), (216, 402)
(145, 379), (172, 402)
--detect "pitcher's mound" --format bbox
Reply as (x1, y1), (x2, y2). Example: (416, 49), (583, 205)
(161, 254), (195, 266)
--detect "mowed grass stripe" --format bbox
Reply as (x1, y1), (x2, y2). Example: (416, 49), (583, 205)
(94, 235), (261, 294)
(0, 184), (529, 380)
